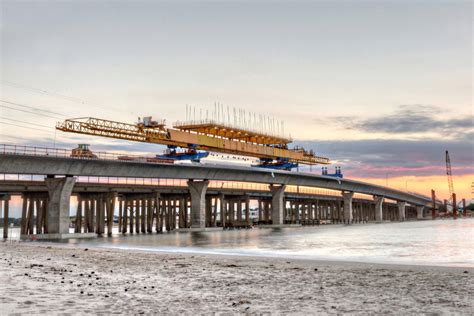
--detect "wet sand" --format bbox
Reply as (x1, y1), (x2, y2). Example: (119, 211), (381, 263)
(0, 242), (473, 314)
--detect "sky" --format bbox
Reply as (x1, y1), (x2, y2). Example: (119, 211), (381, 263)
(0, 0), (472, 201)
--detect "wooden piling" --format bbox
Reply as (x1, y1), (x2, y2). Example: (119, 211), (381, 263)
(129, 198), (134, 234)
(220, 195), (226, 228)
(123, 197), (129, 234)
(245, 197), (250, 227)
(452, 193), (457, 219)
(75, 196), (82, 233)
(135, 199), (140, 233)
(107, 193), (116, 236)
(2, 196), (10, 239)
(118, 197), (123, 233)
(147, 197), (153, 233)
(140, 197), (145, 233)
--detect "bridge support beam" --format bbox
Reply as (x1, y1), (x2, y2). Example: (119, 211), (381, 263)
(188, 180), (209, 229)
(342, 191), (354, 224)
(270, 184), (286, 225)
(45, 176), (76, 234)
(416, 206), (424, 220)
(374, 196), (384, 223)
(397, 202), (406, 221)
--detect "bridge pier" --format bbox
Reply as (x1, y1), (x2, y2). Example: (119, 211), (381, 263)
(416, 206), (424, 219)
(397, 202), (406, 221)
(188, 180), (209, 229)
(1, 194), (11, 239)
(374, 196), (384, 223)
(270, 184), (286, 225)
(45, 176), (75, 235)
(342, 191), (354, 224)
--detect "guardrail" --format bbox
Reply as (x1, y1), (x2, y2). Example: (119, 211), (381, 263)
(0, 143), (152, 162)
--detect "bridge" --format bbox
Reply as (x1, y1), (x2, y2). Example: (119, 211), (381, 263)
(0, 144), (435, 239)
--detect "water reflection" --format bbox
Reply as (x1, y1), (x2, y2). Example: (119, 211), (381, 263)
(3, 219), (473, 267)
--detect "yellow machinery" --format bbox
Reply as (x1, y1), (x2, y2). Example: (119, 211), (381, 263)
(56, 117), (330, 167)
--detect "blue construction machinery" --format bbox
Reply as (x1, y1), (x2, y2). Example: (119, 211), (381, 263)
(156, 145), (209, 163)
(253, 157), (299, 171)
(322, 166), (343, 178)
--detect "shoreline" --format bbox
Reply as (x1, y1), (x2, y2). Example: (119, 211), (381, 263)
(1, 242), (473, 314)
(33, 240), (474, 271)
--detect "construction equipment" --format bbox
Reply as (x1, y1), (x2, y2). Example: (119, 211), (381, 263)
(322, 166), (343, 178)
(156, 145), (209, 163)
(446, 150), (454, 199)
(56, 116), (330, 169)
(70, 144), (97, 159)
(252, 157), (298, 171)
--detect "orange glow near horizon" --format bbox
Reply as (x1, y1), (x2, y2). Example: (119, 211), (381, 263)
(352, 174), (474, 202)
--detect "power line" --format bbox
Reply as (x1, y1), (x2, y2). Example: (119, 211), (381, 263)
(0, 99), (66, 117)
(1, 80), (85, 103)
(0, 104), (63, 119)
(0, 116), (54, 129)
(0, 120), (54, 133)
(1, 80), (127, 114)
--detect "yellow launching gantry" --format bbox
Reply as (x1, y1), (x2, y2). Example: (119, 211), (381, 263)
(56, 116), (330, 170)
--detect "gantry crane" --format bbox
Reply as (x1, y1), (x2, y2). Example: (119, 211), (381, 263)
(56, 116), (330, 170)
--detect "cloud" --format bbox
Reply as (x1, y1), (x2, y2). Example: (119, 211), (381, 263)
(325, 104), (473, 138)
(295, 137), (474, 178)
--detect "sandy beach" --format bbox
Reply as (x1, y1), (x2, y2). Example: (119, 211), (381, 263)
(0, 242), (472, 314)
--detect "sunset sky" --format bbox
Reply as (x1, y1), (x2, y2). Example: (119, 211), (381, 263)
(1, 0), (472, 201)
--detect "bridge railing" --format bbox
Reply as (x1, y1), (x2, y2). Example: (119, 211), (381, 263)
(0, 143), (159, 163)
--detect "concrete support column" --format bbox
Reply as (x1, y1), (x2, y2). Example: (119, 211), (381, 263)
(2, 195), (11, 239)
(270, 184), (286, 225)
(416, 206), (424, 220)
(374, 196), (384, 223)
(188, 180), (209, 228)
(342, 191), (354, 224)
(397, 202), (406, 221)
(45, 176), (76, 234)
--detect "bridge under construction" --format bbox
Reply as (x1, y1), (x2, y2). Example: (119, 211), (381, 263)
(0, 109), (468, 241)
(1, 144), (463, 241)
(56, 115), (329, 170)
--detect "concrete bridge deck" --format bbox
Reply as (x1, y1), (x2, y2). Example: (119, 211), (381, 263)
(0, 154), (432, 205)
(0, 147), (436, 239)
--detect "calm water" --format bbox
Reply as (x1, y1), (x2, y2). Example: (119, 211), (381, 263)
(4, 219), (474, 267)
